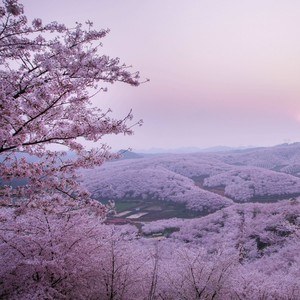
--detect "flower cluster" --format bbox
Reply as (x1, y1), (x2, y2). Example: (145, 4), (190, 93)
(0, 0), (142, 208)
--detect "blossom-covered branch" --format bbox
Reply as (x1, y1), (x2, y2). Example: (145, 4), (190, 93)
(0, 0), (143, 206)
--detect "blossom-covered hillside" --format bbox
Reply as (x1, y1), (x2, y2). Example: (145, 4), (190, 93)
(137, 199), (300, 298)
(80, 143), (300, 213)
(170, 199), (300, 261)
(204, 167), (300, 201)
(81, 161), (233, 212)
(219, 142), (300, 176)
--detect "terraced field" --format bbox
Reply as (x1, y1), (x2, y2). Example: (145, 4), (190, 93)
(103, 198), (205, 223)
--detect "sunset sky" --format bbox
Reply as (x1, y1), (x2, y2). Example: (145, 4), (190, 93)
(24, 0), (300, 151)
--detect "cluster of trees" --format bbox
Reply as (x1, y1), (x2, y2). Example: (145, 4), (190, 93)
(204, 167), (300, 201)
(141, 217), (186, 235)
(220, 143), (300, 173)
(82, 150), (300, 207)
(281, 163), (300, 176)
(81, 163), (233, 212)
(172, 200), (300, 260)
(2, 199), (300, 299)
(147, 154), (232, 178)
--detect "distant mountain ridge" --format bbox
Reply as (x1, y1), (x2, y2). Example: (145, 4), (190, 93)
(136, 145), (258, 154)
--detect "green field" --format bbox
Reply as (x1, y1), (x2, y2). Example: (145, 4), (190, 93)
(99, 197), (205, 222)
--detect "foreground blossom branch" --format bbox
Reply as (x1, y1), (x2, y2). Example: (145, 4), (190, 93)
(0, 0), (143, 212)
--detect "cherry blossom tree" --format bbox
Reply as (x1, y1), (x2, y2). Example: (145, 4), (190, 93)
(0, 200), (148, 299)
(0, 0), (143, 210)
(94, 226), (157, 300)
(157, 247), (236, 300)
(0, 1), (146, 297)
(0, 199), (106, 299)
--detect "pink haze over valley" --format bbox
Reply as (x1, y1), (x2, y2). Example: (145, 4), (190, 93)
(24, 0), (300, 151)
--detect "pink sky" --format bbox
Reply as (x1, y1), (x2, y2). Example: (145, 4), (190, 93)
(24, 0), (300, 151)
